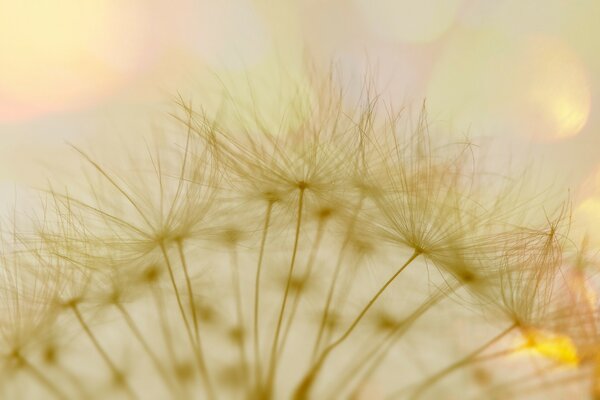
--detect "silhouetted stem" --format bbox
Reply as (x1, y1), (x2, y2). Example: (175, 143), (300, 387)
(320, 254), (364, 348)
(20, 357), (69, 400)
(293, 250), (420, 400)
(175, 241), (202, 346)
(328, 288), (454, 399)
(150, 285), (178, 371)
(489, 369), (585, 399)
(278, 215), (328, 356)
(253, 200), (274, 389)
(465, 363), (562, 400)
(55, 362), (90, 399)
(312, 196), (364, 360)
(70, 304), (138, 400)
(407, 323), (517, 400)
(228, 246), (250, 391)
(115, 302), (180, 397)
(264, 188), (306, 398)
(159, 243), (214, 400)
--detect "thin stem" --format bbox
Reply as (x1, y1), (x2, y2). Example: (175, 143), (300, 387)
(278, 215), (328, 356)
(114, 302), (180, 397)
(320, 254), (364, 350)
(293, 250), (420, 400)
(159, 243), (214, 400)
(228, 246), (250, 391)
(467, 363), (562, 400)
(175, 240), (202, 349)
(470, 346), (523, 363)
(151, 285), (192, 399)
(54, 362), (90, 399)
(327, 288), (454, 399)
(329, 251), (420, 354)
(407, 323), (517, 400)
(509, 371), (586, 399)
(150, 284), (179, 373)
(176, 240), (216, 396)
(20, 357), (69, 400)
(70, 304), (138, 400)
(327, 255), (363, 316)
(159, 243), (194, 339)
(253, 200), (274, 389)
(311, 256), (343, 360)
(312, 196), (364, 360)
(264, 188), (306, 398)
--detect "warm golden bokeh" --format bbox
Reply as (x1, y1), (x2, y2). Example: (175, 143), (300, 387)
(0, 1), (161, 121)
(353, 0), (464, 43)
(428, 33), (590, 141)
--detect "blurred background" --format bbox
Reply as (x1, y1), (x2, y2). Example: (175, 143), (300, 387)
(1, 0), (599, 240)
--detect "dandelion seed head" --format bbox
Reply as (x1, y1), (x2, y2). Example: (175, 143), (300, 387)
(0, 69), (590, 399)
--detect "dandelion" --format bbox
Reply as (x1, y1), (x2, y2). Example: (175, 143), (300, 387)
(0, 72), (594, 400)
(0, 248), (68, 399)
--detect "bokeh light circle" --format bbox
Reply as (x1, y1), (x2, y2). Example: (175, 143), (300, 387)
(353, 0), (464, 43)
(0, 1), (158, 122)
(427, 33), (590, 141)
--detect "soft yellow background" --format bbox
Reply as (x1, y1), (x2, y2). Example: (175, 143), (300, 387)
(1, 0), (599, 238)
